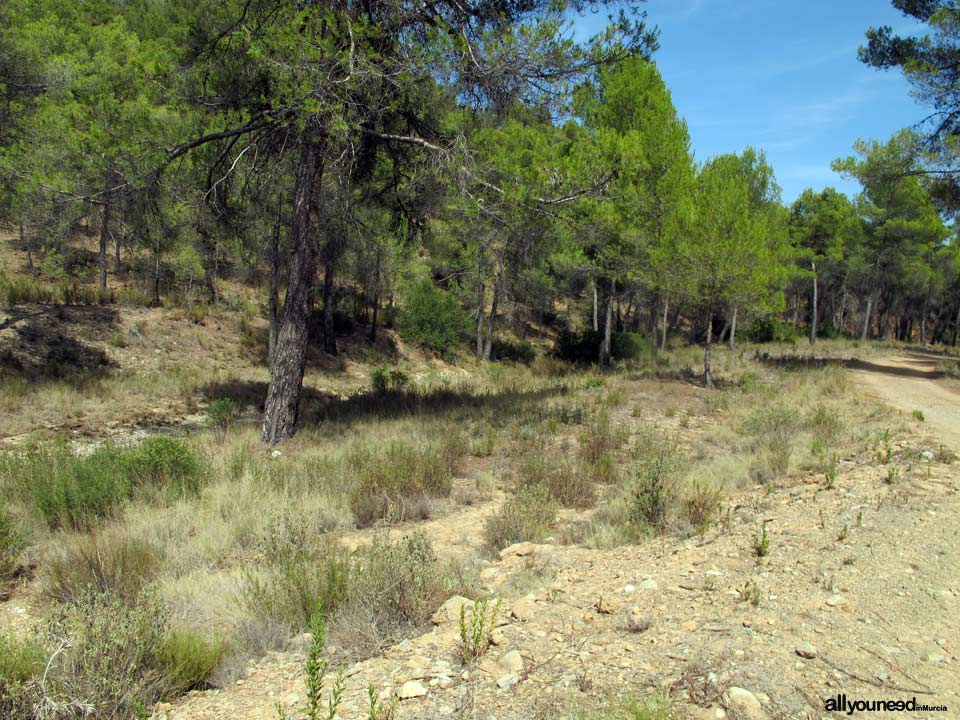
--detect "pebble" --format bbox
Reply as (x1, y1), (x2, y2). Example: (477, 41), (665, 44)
(397, 681), (428, 700)
(497, 674), (519, 689)
(826, 594), (844, 607)
(499, 650), (524, 674)
(625, 606), (652, 633)
(795, 642), (817, 659)
(639, 579), (659, 591)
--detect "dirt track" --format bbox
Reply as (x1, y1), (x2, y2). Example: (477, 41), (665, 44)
(848, 352), (960, 450)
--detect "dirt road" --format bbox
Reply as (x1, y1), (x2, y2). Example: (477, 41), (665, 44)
(848, 352), (960, 450)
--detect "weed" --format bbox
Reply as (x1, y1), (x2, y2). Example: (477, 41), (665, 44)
(0, 506), (24, 597)
(43, 530), (160, 602)
(159, 629), (223, 694)
(459, 596), (501, 664)
(912, 408), (925, 422)
(738, 579), (762, 607)
(884, 466), (900, 484)
(836, 524), (849, 543)
(753, 523), (770, 558)
(207, 398), (240, 434)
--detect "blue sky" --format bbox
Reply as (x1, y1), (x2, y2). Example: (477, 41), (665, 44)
(575, 0), (927, 203)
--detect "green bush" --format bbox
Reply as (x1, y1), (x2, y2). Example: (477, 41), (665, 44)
(514, 453), (595, 509)
(398, 279), (469, 353)
(370, 366), (410, 393)
(491, 337), (536, 364)
(0, 438), (205, 530)
(483, 484), (558, 553)
(45, 588), (169, 718)
(0, 633), (44, 684)
(556, 330), (650, 364)
(159, 629), (223, 694)
(207, 398), (240, 430)
(745, 317), (798, 343)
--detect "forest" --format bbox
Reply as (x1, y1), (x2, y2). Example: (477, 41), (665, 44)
(2, 2), (960, 720)
(2, 1), (959, 443)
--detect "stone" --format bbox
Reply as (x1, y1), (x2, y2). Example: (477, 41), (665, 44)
(639, 579), (659, 591)
(722, 687), (766, 720)
(926, 653), (946, 664)
(497, 674), (519, 689)
(625, 606), (652, 633)
(499, 650), (524, 674)
(826, 594), (844, 607)
(511, 598), (537, 621)
(796, 642), (817, 659)
(397, 681), (428, 700)
(490, 629), (507, 646)
(436, 675), (453, 689)
(499, 542), (538, 559)
(432, 595), (474, 625)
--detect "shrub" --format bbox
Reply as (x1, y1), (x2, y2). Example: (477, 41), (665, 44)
(458, 596), (500, 664)
(491, 337), (536, 364)
(808, 403), (844, 443)
(207, 398), (240, 431)
(43, 530), (160, 602)
(0, 633), (45, 718)
(680, 478), (724, 533)
(45, 588), (169, 718)
(514, 453), (595, 509)
(398, 280), (469, 353)
(370, 366), (410, 393)
(483, 484), (558, 554)
(578, 410), (626, 465)
(348, 438), (463, 526)
(239, 540), (351, 633)
(745, 317), (797, 343)
(530, 355), (573, 378)
(556, 330), (650, 364)
(0, 506), (24, 597)
(0, 438), (205, 530)
(745, 404), (801, 481)
(159, 629), (223, 694)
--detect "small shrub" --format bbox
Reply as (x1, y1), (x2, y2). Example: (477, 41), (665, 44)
(578, 410), (626, 465)
(491, 337), (536, 364)
(0, 506), (24, 597)
(808, 403), (844, 442)
(556, 330), (648, 364)
(483, 484), (558, 554)
(626, 439), (679, 532)
(459, 596), (501, 664)
(745, 317), (797, 343)
(515, 453), (595, 509)
(738, 579), (762, 607)
(745, 403), (801, 481)
(159, 629), (223, 694)
(207, 398), (240, 432)
(680, 478), (723, 533)
(109, 330), (128, 348)
(530, 355), (573, 378)
(44, 588), (169, 718)
(121, 436), (205, 497)
(912, 408), (925, 422)
(0, 633), (44, 684)
(43, 530), (160, 602)
(753, 523), (770, 558)
(397, 280), (469, 353)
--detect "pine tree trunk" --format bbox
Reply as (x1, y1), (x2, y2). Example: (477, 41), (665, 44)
(153, 231), (161, 306)
(21, 224), (32, 270)
(260, 135), (324, 445)
(592, 279), (599, 332)
(953, 304), (960, 347)
(321, 256), (337, 355)
(483, 252), (504, 360)
(838, 278), (848, 335)
(99, 200), (110, 290)
(809, 260), (818, 346)
(704, 310), (714, 389)
(370, 246), (381, 344)
(268, 194), (283, 368)
(476, 243), (485, 356)
(114, 231), (121, 276)
(860, 293), (874, 341)
(598, 277), (614, 367)
(650, 297), (658, 365)
(729, 306), (738, 351)
(661, 295), (669, 349)
(920, 295), (928, 345)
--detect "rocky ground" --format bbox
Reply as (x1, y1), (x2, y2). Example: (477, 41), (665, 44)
(151, 354), (960, 720)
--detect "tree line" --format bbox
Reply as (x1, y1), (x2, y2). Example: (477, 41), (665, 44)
(0, 0), (958, 443)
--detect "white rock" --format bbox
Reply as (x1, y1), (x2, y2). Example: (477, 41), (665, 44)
(397, 681), (428, 700)
(826, 594), (844, 607)
(639, 579), (659, 591)
(432, 595), (474, 625)
(496, 674), (519, 689)
(723, 687), (766, 720)
(499, 650), (524, 674)
(796, 642), (817, 659)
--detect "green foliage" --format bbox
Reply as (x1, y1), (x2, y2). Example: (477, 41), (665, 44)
(0, 633), (44, 684)
(370, 367), (409, 393)
(207, 398), (240, 430)
(745, 317), (798, 343)
(44, 531), (160, 602)
(159, 629), (223, 694)
(491, 337), (537, 364)
(459, 596), (501, 664)
(556, 331), (650, 364)
(0, 438), (205, 530)
(398, 280), (469, 353)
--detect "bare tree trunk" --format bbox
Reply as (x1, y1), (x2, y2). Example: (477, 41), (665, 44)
(370, 245), (381, 344)
(661, 295), (669, 350)
(268, 193), (283, 368)
(860, 293), (874, 341)
(592, 279), (599, 332)
(476, 242), (485, 356)
(261, 135), (324, 445)
(598, 277), (614, 367)
(114, 231), (121, 276)
(920, 295), (928, 345)
(99, 200), (110, 290)
(21, 224), (32, 270)
(809, 260), (818, 346)
(704, 310), (714, 389)
(838, 277), (848, 335)
(953, 304), (960, 346)
(153, 231), (161, 306)
(483, 251), (504, 360)
(650, 296), (659, 365)
(729, 306), (738, 351)
(321, 255), (337, 355)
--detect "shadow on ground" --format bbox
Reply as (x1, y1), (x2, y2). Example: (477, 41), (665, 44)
(0, 304), (117, 380)
(755, 350), (941, 380)
(200, 380), (569, 430)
